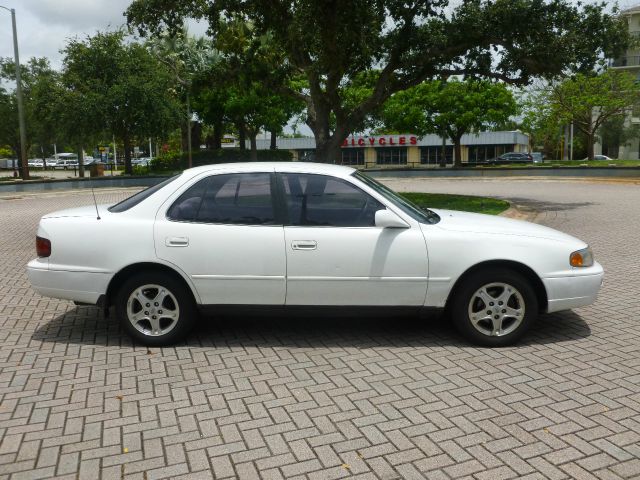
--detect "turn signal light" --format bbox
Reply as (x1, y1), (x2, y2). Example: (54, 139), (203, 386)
(36, 236), (51, 257)
(570, 247), (593, 268)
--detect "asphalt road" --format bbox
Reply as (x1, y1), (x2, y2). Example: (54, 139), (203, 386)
(0, 177), (639, 480)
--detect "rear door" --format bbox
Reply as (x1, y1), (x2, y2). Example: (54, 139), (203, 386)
(154, 172), (286, 305)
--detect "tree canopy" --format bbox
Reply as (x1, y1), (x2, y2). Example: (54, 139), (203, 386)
(127, 0), (630, 161)
(549, 71), (640, 160)
(381, 79), (517, 166)
(61, 30), (181, 173)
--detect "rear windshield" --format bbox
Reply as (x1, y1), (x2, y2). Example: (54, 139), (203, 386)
(108, 175), (180, 213)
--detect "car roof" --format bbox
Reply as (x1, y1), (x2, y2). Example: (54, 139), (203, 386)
(181, 162), (356, 180)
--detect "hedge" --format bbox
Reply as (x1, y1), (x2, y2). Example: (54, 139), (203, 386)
(147, 148), (293, 173)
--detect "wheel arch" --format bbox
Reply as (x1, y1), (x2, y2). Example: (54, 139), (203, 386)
(105, 262), (199, 307)
(444, 260), (548, 314)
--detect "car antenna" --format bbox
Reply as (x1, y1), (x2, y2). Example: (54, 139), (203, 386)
(91, 187), (101, 220)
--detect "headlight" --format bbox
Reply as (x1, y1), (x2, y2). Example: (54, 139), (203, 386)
(570, 247), (594, 267)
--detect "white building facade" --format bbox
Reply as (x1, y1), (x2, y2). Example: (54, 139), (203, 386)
(248, 131), (530, 168)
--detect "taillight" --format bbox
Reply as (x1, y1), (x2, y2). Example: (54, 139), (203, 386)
(36, 236), (51, 257)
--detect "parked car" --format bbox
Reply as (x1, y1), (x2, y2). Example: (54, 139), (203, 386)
(27, 159), (43, 168)
(27, 163), (603, 347)
(54, 160), (79, 170)
(583, 155), (614, 161)
(531, 152), (544, 164)
(492, 152), (533, 164)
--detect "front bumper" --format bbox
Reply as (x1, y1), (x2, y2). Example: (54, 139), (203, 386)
(27, 259), (110, 305)
(543, 262), (604, 313)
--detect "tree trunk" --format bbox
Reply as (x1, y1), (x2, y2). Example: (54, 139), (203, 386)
(587, 131), (595, 160)
(311, 120), (347, 164)
(270, 130), (277, 150)
(454, 136), (463, 168)
(440, 134), (447, 167)
(124, 133), (132, 175)
(250, 133), (258, 161)
(238, 122), (246, 151)
(78, 147), (85, 178)
(212, 121), (222, 150)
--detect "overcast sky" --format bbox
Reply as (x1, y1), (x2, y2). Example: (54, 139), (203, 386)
(0, 0), (208, 68)
(0, 0), (635, 70)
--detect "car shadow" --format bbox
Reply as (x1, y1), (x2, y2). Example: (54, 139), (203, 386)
(504, 197), (595, 213)
(32, 307), (591, 349)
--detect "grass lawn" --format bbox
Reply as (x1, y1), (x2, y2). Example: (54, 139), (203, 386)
(400, 192), (509, 216)
(478, 159), (640, 168)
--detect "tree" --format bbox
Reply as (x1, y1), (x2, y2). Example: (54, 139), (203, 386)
(148, 29), (220, 166)
(549, 71), (640, 160)
(381, 80), (517, 166)
(0, 57), (64, 167)
(127, 0), (628, 162)
(61, 30), (181, 174)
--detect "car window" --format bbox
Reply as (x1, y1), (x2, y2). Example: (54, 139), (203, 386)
(109, 175), (180, 213)
(281, 173), (384, 227)
(168, 173), (276, 225)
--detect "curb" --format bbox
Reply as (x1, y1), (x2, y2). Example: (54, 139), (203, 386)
(499, 202), (539, 222)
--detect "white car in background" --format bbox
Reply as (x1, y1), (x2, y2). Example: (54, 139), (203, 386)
(27, 163), (603, 347)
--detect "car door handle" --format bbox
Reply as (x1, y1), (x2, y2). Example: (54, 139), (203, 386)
(291, 240), (317, 250)
(166, 236), (189, 247)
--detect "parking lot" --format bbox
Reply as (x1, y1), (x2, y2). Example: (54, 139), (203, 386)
(1, 176), (639, 480)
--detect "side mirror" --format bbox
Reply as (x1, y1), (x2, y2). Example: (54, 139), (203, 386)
(375, 209), (409, 229)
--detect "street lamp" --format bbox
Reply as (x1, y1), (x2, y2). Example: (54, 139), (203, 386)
(0, 5), (29, 180)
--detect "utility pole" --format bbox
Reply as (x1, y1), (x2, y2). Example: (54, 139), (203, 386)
(1, 6), (29, 179)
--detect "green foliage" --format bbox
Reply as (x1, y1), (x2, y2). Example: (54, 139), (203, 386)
(0, 145), (12, 158)
(60, 30), (181, 172)
(0, 57), (64, 159)
(524, 71), (640, 159)
(127, 0), (629, 161)
(400, 193), (509, 216)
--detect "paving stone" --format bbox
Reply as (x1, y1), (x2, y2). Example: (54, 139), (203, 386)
(1, 179), (639, 479)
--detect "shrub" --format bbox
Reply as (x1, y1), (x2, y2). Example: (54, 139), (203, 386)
(147, 148), (294, 173)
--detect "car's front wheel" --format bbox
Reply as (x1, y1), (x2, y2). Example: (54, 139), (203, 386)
(451, 269), (538, 347)
(115, 272), (197, 346)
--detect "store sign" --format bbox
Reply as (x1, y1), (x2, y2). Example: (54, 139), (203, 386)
(342, 135), (418, 147)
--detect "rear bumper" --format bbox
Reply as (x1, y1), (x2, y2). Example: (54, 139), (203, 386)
(27, 260), (110, 305)
(543, 262), (604, 313)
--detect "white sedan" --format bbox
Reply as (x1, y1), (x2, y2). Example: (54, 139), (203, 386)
(27, 163), (603, 347)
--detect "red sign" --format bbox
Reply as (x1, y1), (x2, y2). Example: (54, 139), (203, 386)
(342, 135), (417, 148)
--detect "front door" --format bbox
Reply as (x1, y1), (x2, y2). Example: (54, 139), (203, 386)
(155, 172), (286, 305)
(280, 173), (428, 306)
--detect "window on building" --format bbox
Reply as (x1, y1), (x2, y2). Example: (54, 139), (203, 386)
(341, 148), (365, 165)
(420, 146), (453, 165)
(280, 173), (384, 227)
(376, 147), (407, 165)
(467, 145), (510, 163)
(167, 173), (275, 225)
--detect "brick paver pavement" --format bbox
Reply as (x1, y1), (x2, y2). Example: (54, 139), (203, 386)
(0, 177), (639, 480)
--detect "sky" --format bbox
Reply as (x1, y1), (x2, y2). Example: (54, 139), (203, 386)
(0, 0), (208, 68)
(0, 0), (634, 69)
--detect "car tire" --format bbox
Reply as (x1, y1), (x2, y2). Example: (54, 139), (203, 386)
(450, 268), (538, 347)
(115, 271), (198, 346)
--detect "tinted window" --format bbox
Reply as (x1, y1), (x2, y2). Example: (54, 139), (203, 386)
(109, 175), (180, 213)
(168, 173), (275, 225)
(166, 176), (210, 221)
(281, 173), (383, 227)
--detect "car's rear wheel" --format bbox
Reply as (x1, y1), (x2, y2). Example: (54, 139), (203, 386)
(451, 269), (538, 347)
(115, 272), (197, 346)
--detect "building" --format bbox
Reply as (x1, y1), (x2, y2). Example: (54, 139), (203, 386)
(248, 131), (530, 167)
(606, 4), (640, 159)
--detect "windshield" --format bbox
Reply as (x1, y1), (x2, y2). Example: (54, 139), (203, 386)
(108, 175), (180, 213)
(352, 171), (440, 224)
